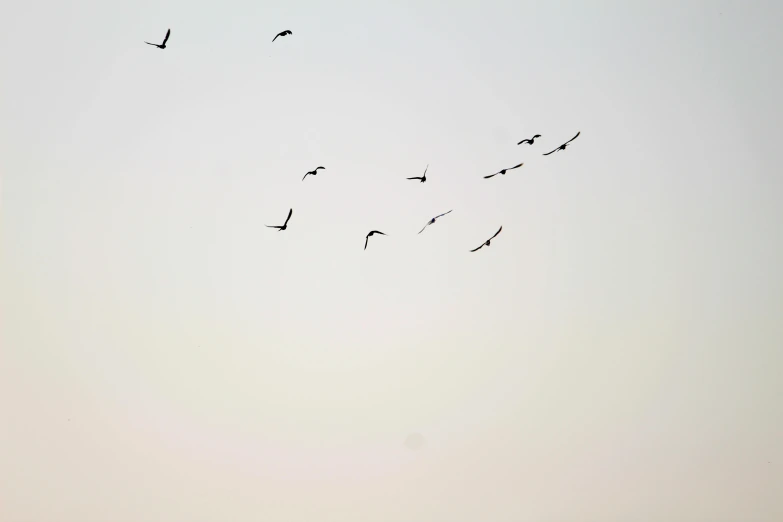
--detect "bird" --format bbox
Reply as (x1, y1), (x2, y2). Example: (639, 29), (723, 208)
(364, 230), (387, 250)
(517, 134), (541, 145)
(273, 30), (292, 42)
(407, 164), (428, 183)
(543, 131), (581, 155)
(266, 208), (293, 231)
(145, 29), (171, 49)
(302, 166), (325, 181)
(469, 226), (503, 252)
(484, 162), (524, 179)
(418, 210), (453, 234)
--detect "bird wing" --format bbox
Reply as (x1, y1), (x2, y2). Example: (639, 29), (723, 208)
(285, 30), (292, 35)
(543, 147), (559, 155)
(316, 166), (325, 170)
(145, 42), (157, 46)
(564, 131), (580, 145)
(434, 210), (453, 219)
(484, 173), (498, 179)
(469, 244), (484, 252)
(488, 226), (503, 241)
(364, 236), (369, 250)
(302, 172), (310, 181)
(423, 164), (428, 176)
(369, 230), (386, 236)
(284, 208), (293, 226)
(272, 33), (280, 41)
(162, 29), (170, 45)
(418, 223), (430, 234)
(517, 139), (531, 145)
(509, 162), (524, 170)
(266, 225), (280, 229)
(534, 134), (541, 138)
(407, 176), (422, 180)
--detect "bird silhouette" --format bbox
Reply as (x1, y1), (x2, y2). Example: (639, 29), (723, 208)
(418, 210), (453, 234)
(407, 164), (428, 183)
(302, 166), (325, 181)
(469, 226), (503, 252)
(364, 230), (387, 250)
(517, 134), (541, 145)
(273, 30), (292, 42)
(543, 131), (580, 155)
(145, 29), (170, 49)
(266, 208), (293, 231)
(484, 162), (524, 179)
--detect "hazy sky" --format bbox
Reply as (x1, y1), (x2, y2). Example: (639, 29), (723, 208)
(2, 1), (782, 521)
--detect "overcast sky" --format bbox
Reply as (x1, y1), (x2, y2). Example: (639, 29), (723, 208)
(2, 1), (782, 521)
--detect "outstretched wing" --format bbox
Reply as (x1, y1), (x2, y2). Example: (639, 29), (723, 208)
(272, 32), (280, 42)
(484, 173), (498, 179)
(533, 134), (541, 138)
(423, 164), (428, 176)
(283, 208), (293, 226)
(315, 166), (325, 170)
(469, 244), (484, 252)
(364, 236), (369, 250)
(370, 230), (386, 236)
(418, 223), (429, 234)
(302, 172), (310, 181)
(564, 131), (580, 145)
(266, 225), (280, 229)
(543, 147), (559, 156)
(517, 139), (531, 145)
(407, 176), (422, 180)
(434, 210), (453, 219)
(145, 42), (157, 46)
(509, 162), (524, 170)
(162, 29), (170, 45)
(488, 226), (503, 241)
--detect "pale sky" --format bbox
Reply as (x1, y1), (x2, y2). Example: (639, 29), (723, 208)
(2, 1), (782, 521)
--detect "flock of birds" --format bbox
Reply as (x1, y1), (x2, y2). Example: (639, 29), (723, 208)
(145, 28), (581, 252)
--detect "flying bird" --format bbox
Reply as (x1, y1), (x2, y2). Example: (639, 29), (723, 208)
(273, 30), (292, 42)
(364, 230), (387, 250)
(543, 131), (580, 156)
(418, 210), (453, 234)
(484, 162), (524, 179)
(145, 28), (171, 49)
(407, 164), (428, 183)
(302, 166), (325, 181)
(517, 134), (541, 145)
(266, 208), (293, 231)
(469, 226), (503, 252)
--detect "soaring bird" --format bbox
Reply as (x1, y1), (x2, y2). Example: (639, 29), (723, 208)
(469, 226), (503, 252)
(484, 162), (524, 179)
(302, 166), (325, 181)
(266, 208), (293, 231)
(273, 30), (292, 42)
(145, 28), (171, 49)
(407, 165), (428, 183)
(364, 230), (387, 250)
(543, 131), (580, 156)
(418, 210), (453, 234)
(517, 134), (541, 145)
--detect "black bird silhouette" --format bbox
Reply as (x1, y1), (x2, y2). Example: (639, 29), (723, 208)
(543, 131), (580, 156)
(145, 29), (170, 49)
(266, 208), (293, 231)
(418, 210), (453, 234)
(273, 30), (292, 42)
(484, 162), (524, 179)
(364, 230), (387, 250)
(517, 134), (541, 145)
(407, 164), (428, 183)
(469, 226), (503, 252)
(302, 166), (325, 181)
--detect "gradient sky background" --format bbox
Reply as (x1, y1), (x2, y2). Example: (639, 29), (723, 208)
(2, 1), (782, 521)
